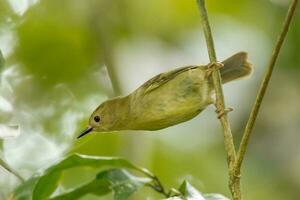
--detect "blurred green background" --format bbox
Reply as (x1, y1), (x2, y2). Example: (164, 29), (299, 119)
(0, 0), (300, 199)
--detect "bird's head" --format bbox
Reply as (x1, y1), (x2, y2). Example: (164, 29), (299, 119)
(77, 97), (123, 139)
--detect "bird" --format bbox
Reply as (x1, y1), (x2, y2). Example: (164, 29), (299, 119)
(77, 52), (252, 138)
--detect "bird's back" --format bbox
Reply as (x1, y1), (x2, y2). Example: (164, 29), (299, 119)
(126, 66), (213, 130)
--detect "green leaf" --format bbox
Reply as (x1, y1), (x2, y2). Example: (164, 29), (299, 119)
(15, 154), (151, 200)
(49, 178), (110, 200)
(99, 169), (151, 200)
(166, 181), (229, 200)
(50, 169), (151, 200)
(178, 180), (205, 200)
(13, 177), (39, 200)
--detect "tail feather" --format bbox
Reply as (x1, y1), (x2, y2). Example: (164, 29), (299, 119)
(220, 52), (252, 84)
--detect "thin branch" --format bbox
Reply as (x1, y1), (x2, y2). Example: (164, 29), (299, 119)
(195, 0), (241, 199)
(235, 0), (298, 174)
(140, 169), (170, 197)
(196, 0), (236, 168)
(0, 157), (24, 183)
(123, 160), (170, 198)
(98, 27), (123, 96)
(91, 1), (123, 96)
(146, 181), (169, 198)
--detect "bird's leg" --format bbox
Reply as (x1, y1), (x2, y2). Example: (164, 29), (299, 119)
(215, 106), (233, 119)
(206, 61), (224, 77)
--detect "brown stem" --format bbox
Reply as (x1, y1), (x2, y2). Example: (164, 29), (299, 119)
(235, 0), (298, 177)
(146, 176), (169, 198)
(0, 157), (24, 183)
(195, 0), (239, 199)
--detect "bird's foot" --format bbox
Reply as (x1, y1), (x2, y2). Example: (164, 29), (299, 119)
(215, 107), (233, 119)
(206, 61), (224, 77)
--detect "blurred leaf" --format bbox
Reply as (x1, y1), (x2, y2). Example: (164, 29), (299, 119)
(0, 0), (13, 25)
(13, 154), (152, 200)
(203, 193), (230, 200)
(50, 169), (151, 200)
(0, 124), (20, 139)
(123, 0), (199, 43)
(165, 197), (183, 200)
(0, 139), (2, 152)
(15, 0), (98, 87)
(13, 177), (39, 200)
(166, 181), (229, 200)
(0, 48), (4, 70)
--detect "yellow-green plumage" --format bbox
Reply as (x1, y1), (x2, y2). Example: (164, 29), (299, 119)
(78, 52), (252, 138)
(127, 66), (212, 130)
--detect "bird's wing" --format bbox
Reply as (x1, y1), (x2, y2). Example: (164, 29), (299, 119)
(141, 65), (199, 94)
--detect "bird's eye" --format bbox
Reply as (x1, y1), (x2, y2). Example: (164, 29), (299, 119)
(94, 116), (100, 123)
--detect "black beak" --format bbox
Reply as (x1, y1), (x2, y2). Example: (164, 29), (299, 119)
(77, 126), (93, 139)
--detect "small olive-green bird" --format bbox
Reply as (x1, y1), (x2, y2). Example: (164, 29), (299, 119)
(78, 52), (252, 138)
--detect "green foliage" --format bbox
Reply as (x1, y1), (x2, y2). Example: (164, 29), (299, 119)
(13, 154), (228, 200)
(15, 0), (98, 87)
(32, 154), (150, 199)
(0, 0), (14, 26)
(13, 177), (39, 200)
(50, 169), (151, 200)
(13, 154), (152, 200)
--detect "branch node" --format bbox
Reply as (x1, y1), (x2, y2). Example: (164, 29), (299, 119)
(215, 107), (234, 119)
(206, 61), (224, 77)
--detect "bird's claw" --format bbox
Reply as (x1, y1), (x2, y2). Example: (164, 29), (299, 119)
(206, 61), (224, 77)
(215, 107), (233, 119)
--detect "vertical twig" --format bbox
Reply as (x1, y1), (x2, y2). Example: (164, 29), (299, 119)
(196, 0), (236, 167)
(91, 1), (123, 96)
(195, 0), (240, 199)
(235, 0), (298, 175)
(97, 27), (123, 96)
(0, 157), (24, 183)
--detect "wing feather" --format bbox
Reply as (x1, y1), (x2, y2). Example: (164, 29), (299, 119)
(141, 66), (199, 94)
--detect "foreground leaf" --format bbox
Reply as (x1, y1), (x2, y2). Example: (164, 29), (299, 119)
(50, 169), (151, 200)
(33, 154), (151, 200)
(14, 154), (152, 200)
(13, 177), (39, 200)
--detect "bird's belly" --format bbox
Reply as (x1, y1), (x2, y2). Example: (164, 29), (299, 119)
(143, 96), (207, 130)
(129, 76), (213, 130)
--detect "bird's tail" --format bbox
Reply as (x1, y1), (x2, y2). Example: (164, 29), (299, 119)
(220, 52), (252, 84)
